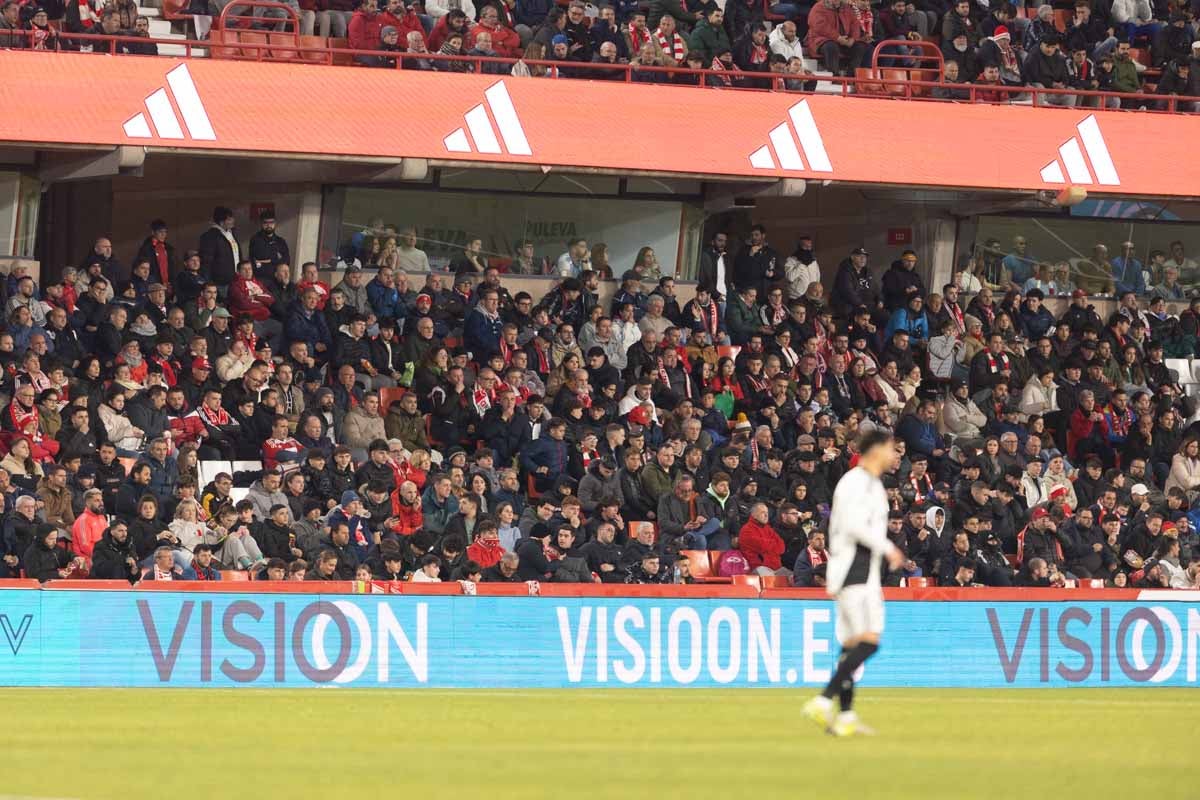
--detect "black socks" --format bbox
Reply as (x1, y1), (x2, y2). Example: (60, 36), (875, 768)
(820, 642), (880, 711)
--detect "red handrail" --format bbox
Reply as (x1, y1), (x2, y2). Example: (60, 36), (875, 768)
(13, 29), (1200, 114)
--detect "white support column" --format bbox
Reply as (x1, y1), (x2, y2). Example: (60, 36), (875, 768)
(293, 187), (324, 278)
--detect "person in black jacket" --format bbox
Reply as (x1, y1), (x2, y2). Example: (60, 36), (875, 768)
(578, 520), (627, 582)
(197, 206), (238, 291)
(1023, 34), (1074, 106)
(135, 219), (176, 288)
(830, 249), (881, 318)
(515, 526), (559, 581)
(246, 210), (290, 279)
(253, 504), (301, 563)
(880, 251), (927, 311)
(23, 524), (66, 583)
(90, 522), (141, 584)
(0, 497), (39, 578)
(732, 224), (781, 298)
(115, 463), (154, 518)
(481, 552), (522, 582)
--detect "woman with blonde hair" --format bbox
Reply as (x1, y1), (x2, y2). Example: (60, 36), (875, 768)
(511, 41), (548, 77)
(631, 246), (662, 281)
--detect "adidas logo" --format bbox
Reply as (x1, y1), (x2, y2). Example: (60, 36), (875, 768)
(1038, 114), (1119, 187)
(443, 81), (531, 156)
(122, 63), (216, 141)
(747, 99), (832, 173)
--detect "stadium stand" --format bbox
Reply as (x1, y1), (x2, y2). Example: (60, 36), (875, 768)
(0, 0), (1197, 110)
(0, 193), (1199, 593)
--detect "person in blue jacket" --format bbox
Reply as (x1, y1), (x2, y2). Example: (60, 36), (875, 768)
(895, 399), (949, 480)
(521, 417), (570, 493)
(366, 267), (404, 322)
(463, 288), (504, 362)
(285, 288), (333, 364)
(1018, 289), (1057, 340)
(884, 294), (929, 343)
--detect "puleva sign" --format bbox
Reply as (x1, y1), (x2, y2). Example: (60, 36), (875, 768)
(4, 592), (1199, 688)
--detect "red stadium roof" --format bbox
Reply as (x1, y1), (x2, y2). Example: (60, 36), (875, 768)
(2, 51), (1197, 196)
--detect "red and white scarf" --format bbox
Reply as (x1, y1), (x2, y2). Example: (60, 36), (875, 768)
(985, 350), (1010, 374)
(655, 28), (685, 63)
(9, 400), (40, 443)
(196, 404), (232, 427)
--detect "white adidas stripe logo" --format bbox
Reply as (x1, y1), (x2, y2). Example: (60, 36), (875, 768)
(747, 99), (832, 173)
(1038, 114), (1119, 187)
(443, 81), (531, 156)
(122, 63), (216, 141)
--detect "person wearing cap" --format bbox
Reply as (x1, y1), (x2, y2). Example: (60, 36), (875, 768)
(1018, 505), (1068, 571)
(879, 249), (926, 313)
(247, 214), (291, 277)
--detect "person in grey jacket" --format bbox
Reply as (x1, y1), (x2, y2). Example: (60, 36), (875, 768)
(657, 475), (729, 550)
(246, 471), (289, 523)
(334, 268), (371, 316)
(578, 458), (621, 514)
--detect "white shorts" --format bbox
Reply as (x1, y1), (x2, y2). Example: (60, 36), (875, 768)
(835, 584), (885, 645)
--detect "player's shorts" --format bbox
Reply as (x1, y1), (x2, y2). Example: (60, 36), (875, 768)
(835, 584), (885, 644)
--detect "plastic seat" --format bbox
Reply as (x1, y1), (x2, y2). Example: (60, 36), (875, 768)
(221, 570), (251, 581)
(229, 486), (251, 505)
(881, 68), (910, 96)
(1052, 9), (1070, 30)
(525, 473), (541, 500)
(680, 550), (712, 578)
(118, 456), (137, 476)
(855, 67), (885, 95)
(298, 34), (329, 63)
(760, 575), (792, 588)
(731, 574), (762, 589)
(762, 0), (788, 21)
(627, 521), (657, 544)
(715, 345), (741, 361)
(380, 386), (407, 415)
(905, 576), (930, 588)
(909, 68), (936, 96)
(238, 30), (270, 58)
(198, 460), (232, 487)
(328, 36), (352, 65)
(208, 28), (241, 59)
(268, 32), (301, 60)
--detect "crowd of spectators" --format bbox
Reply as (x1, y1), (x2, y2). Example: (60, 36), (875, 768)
(3, 0), (1198, 107)
(2, 206), (1200, 592)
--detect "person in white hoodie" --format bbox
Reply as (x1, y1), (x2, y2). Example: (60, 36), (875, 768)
(783, 236), (821, 302)
(769, 20), (806, 61)
(1110, 0), (1158, 44)
(1020, 368), (1059, 418)
(943, 379), (987, 440)
(1020, 458), (1050, 507)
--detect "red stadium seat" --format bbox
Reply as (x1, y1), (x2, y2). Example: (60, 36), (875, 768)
(681, 549), (712, 577)
(299, 34), (329, 63)
(731, 574), (762, 590)
(327, 37), (353, 66)
(221, 570), (251, 581)
(379, 386), (406, 415)
(118, 457), (136, 476)
(627, 521), (657, 544)
(238, 30), (270, 59)
(760, 575), (792, 588)
(905, 577), (930, 588)
(208, 29), (241, 59)
(268, 33), (301, 60)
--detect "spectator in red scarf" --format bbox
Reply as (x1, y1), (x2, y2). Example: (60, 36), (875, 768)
(135, 219), (175, 289)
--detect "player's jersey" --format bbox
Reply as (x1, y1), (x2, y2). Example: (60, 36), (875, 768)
(825, 466), (892, 594)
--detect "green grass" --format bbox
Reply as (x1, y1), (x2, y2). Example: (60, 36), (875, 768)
(1, 688), (1192, 799)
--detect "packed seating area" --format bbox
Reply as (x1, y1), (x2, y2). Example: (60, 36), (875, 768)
(0, 207), (1199, 591)
(1, 0), (1197, 109)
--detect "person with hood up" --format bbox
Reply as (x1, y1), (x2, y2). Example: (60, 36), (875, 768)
(911, 502), (952, 576)
(89, 521), (142, 583)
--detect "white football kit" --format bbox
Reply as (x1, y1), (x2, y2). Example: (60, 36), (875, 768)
(825, 466), (896, 644)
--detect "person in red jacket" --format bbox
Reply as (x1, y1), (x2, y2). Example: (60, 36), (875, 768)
(1067, 387), (1114, 467)
(389, 479), (424, 535)
(378, 0), (423, 45)
(739, 501), (787, 575)
(468, 4), (520, 58)
(466, 522), (504, 568)
(71, 488), (109, 565)
(349, 0), (385, 61)
(229, 260), (275, 322)
(806, 0), (866, 76)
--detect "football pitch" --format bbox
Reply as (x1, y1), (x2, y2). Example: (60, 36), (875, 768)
(1, 688), (1191, 799)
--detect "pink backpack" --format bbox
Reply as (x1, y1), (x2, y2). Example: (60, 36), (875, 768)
(716, 550), (751, 577)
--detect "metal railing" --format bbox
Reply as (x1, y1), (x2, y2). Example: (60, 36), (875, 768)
(8, 27), (1200, 114)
